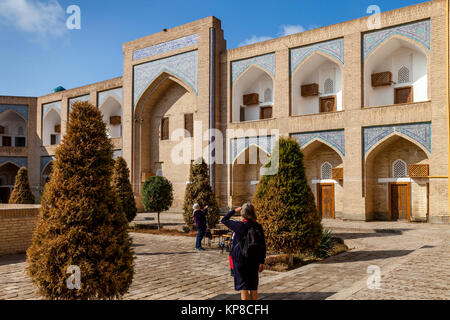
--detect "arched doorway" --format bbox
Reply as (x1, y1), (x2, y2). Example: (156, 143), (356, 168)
(99, 96), (122, 139)
(41, 161), (54, 192)
(291, 52), (343, 116)
(0, 109), (27, 147)
(134, 72), (197, 209)
(232, 65), (274, 122)
(364, 35), (428, 107)
(43, 108), (61, 146)
(365, 134), (429, 221)
(231, 145), (269, 207)
(302, 140), (344, 219)
(0, 162), (20, 203)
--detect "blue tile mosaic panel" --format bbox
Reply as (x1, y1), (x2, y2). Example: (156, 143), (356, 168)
(290, 38), (344, 74)
(134, 50), (198, 108)
(113, 150), (122, 159)
(98, 87), (123, 108)
(230, 135), (276, 164)
(133, 34), (199, 61)
(0, 157), (27, 168)
(0, 105), (29, 121)
(40, 156), (55, 173)
(231, 53), (276, 85)
(291, 130), (345, 157)
(363, 122), (431, 156)
(42, 101), (61, 118)
(363, 20), (430, 62)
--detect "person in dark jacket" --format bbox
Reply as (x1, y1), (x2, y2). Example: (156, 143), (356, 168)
(193, 204), (208, 251)
(221, 203), (266, 300)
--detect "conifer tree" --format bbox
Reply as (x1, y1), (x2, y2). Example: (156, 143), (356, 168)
(253, 137), (322, 257)
(26, 101), (134, 300)
(9, 167), (35, 204)
(112, 157), (137, 222)
(183, 158), (220, 230)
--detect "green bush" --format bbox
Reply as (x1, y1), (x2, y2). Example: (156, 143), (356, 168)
(183, 158), (220, 230)
(316, 229), (335, 258)
(26, 101), (134, 300)
(142, 176), (173, 231)
(9, 167), (35, 204)
(112, 157), (137, 222)
(253, 137), (323, 256)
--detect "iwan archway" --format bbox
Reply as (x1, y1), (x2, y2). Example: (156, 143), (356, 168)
(134, 72), (197, 209)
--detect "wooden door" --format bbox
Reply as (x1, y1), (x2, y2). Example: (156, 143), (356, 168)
(394, 86), (413, 104)
(319, 96), (336, 113)
(0, 187), (10, 204)
(317, 183), (335, 219)
(389, 183), (411, 221)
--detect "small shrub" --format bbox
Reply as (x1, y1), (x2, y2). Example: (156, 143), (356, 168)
(9, 167), (35, 204)
(112, 157), (137, 222)
(142, 176), (173, 231)
(316, 229), (335, 258)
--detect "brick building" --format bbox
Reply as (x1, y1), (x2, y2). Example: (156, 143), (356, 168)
(0, 0), (449, 223)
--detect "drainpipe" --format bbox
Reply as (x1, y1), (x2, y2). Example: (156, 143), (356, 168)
(209, 28), (216, 192)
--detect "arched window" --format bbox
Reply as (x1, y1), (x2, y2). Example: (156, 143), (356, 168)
(324, 78), (334, 94)
(392, 159), (407, 178)
(398, 66), (410, 84)
(156, 169), (163, 177)
(321, 162), (332, 180)
(264, 88), (272, 102)
(17, 126), (24, 136)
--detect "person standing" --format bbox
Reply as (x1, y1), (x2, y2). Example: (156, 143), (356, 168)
(221, 203), (266, 300)
(193, 204), (208, 251)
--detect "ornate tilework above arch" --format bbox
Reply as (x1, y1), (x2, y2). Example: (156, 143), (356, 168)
(133, 34), (199, 61)
(98, 87), (123, 108)
(42, 101), (61, 118)
(0, 157), (27, 169)
(363, 19), (430, 62)
(0, 105), (29, 121)
(230, 135), (276, 164)
(69, 95), (90, 113)
(133, 50), (199, 108)
(290, 38), (344, 74)
(231, 53), (276, 85)
(40, 156), (55, 173)
(291, 130), (345, 157)
(363, 122), (431, 156)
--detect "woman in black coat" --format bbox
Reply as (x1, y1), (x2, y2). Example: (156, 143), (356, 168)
(221, 203), (266, 301)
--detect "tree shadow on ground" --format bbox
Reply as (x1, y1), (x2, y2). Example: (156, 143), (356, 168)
(332, 228), (412, 240)
(0, 254), (26, 266)
(319, 249), (414, 264)
(209, 292), (336, 300)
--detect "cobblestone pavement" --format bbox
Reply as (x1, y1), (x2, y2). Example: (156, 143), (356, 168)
(1, 218), (450, 300)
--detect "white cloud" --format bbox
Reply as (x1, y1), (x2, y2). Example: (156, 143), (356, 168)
(0, 0), (66, 38)
(238, 35), (273, 47)
(278, 24), (306, 36)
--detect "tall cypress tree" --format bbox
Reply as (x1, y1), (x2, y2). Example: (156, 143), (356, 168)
(112, 157), (137, 222)
(183, 158), (220, 230)
(26, 101), (134, 300)
(9, 167), (35, 204)
(253, 137), (322, 256)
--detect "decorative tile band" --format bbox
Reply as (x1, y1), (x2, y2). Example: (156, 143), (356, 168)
(291, 130), (345, 157)
(40, 156), (55, 173)
(363, 19), (430, 62)
(42, 101), (61, 118)
(290, 38), (344, 74)
(231, 53), (276, 85)
(0, 105), (29, 121)
(230, 135), (275, 164)
(363, 122), (432, 156)
(133, 34), (199, 61)
(0, 157), (27, 168)
(98, 87), (123, 108)
(134, 50), (198, 107)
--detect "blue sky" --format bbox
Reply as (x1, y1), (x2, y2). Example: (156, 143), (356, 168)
(0, 0), (427, 97)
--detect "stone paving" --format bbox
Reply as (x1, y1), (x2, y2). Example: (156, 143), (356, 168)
(1, 216), (450, 300)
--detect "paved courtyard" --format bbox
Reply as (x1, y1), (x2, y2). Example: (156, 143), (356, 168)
(1, 215), (450, 300)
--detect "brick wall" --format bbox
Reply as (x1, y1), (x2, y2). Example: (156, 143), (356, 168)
(0, 204), (39, 256)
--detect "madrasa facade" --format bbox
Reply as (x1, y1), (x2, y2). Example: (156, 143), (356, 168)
(1, 0), (449, 224)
